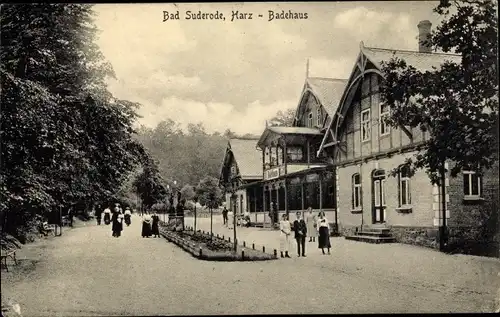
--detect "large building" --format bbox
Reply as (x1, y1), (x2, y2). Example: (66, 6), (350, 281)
(219, 75), (347, 228)
(317, 20), (499, 253)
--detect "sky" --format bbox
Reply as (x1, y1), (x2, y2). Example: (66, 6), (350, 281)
(94, 1), (443, 135)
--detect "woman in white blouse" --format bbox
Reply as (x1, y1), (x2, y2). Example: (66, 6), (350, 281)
(279, 214), (292, 258)
(317, 211), (331, 255)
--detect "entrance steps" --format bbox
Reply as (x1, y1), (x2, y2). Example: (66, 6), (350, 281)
(345, 226), (396, 244)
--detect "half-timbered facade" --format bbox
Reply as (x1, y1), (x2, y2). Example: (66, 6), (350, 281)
(245, 76), (347, 227)
(317, 21), (498, 252)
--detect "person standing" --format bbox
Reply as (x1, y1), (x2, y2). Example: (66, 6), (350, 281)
(95, 205), (103, 225)
(103, 206), (111, 225)
(293, 211), (307, 257)
(116, 210), (124, 237)
(151, 212), (160, 238)
(142, 213), (152, 238)
(305, 207), (318, 242)
(111, 210), (120, 237)
(279, 214), (292, 258)
(222, 207), (228, 225)
(317, 211), (331, 255)
(124, 207), (132, 226)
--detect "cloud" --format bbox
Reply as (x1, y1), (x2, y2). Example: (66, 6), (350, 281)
(333, 7), (416, 50)
(93, 2), (438, 135)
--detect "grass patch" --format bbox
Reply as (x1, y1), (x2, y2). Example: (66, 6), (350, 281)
(159, 228), (277, 262)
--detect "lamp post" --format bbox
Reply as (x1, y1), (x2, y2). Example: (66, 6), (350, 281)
(209, 192), (215, 240)
(193, 195), (198, 233)
(231, 188), (237, 253)
(165, 184), (170, 223)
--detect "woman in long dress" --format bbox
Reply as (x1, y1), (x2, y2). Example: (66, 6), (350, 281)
(317, 211), (331, 255)
(151, 213), (160, 238)
(142, 213), (152, 238)
(305, 207), (318, 242)
(124, 207), (132, 226)
(111, 211), (120, 237)
(116, 211), (124, 237)
(279, 214), (292, 258)
(227, 209), (234, 230)
(103, 207), (111, 225)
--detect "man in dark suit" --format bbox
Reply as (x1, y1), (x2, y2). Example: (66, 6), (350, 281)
(293, 211), (307, 257)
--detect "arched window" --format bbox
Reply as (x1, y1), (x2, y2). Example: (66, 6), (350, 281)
(352, 173), (361, 209)
(398, 165), (411, 206)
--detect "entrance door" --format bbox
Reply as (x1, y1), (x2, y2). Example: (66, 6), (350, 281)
(372, 169), (386, 224)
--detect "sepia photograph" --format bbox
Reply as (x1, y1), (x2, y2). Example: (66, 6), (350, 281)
(1, 1), (499, 315)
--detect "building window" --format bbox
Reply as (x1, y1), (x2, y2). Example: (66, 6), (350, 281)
(379, 102), (390, 136)
(316, 108), (322, 126)
(361, 109), (371, 142)
(277, 147), (283, 165)
(352, 173), (361, 209)
(270, 147), (277, 166)
(463, 171), (481, 197)
(286, 147), (303, 162)
(308, 112), (313, 127)
(398, 165), (411, 206)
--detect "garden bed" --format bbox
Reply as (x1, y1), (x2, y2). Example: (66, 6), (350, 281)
(159, 227), (277, 262)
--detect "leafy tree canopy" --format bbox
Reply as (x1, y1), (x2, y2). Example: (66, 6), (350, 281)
(379, 0), (498, 183)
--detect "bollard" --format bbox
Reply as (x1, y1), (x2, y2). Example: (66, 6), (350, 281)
(228, 237), (231, 242)
(243, 241), (246, 247)
(222, 235), (225, 240)
(199, 247), (203, 257)
(241, 250), (245, 260)
(274, 249), (277, 258)
(252, 243), (255, 250)
(217, 233), (219, 238)
(262, 246), (265, 253)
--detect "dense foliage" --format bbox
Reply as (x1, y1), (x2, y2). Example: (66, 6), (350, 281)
(0, 4), (147, 239)
(379, 0), (498, 183)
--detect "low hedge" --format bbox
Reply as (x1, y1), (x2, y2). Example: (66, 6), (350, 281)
(160, 228), (277, 262)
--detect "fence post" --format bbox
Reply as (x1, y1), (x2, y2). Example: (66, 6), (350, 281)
(241, 250), (245, 260)
(262, 246), (265, 253)
(243, 241), (246, 247)
(199, 247), (203, 257)
(274, 249), (277, 258)
(252, 243), (255, 250)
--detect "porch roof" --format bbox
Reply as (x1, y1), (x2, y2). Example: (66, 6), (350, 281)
(257, 126), (323, 148)
(237, 165), (330, 189)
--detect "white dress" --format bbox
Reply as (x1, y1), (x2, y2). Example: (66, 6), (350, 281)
(279, 220), (291, 252)
(227, 211), (234, 229)
(306, 213), (318, 237)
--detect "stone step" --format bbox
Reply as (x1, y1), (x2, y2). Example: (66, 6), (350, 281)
(356, 231), (393, 237)
(362, 227), (391, 234)
(345, 235), (396, 244)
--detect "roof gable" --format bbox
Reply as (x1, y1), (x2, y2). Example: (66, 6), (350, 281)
(294, 77), (347, 127)
(317, 41), (462, 156)
(227, 138), (262, 180)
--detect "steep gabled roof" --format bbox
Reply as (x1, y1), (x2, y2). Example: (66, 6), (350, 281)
(362, 45), (461, 72)
(317, 42), (463, 156)
(228, 138), (262, 180)
(305, 77), (348, 118)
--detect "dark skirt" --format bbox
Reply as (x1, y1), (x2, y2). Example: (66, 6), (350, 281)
(142, 222), (152, 237)
(124, 214), (131, 225)
(318, 227), (331, 248)
(112, 220), (122, 233)
(152, 222), (159, 235)
(104, 213), (111, 225)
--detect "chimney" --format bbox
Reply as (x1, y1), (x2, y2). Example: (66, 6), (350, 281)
(417, 20), (432, 53)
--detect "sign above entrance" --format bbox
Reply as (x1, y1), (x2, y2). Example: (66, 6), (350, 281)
(265, 166), (285, 180)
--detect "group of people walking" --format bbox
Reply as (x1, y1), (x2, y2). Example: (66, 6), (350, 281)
(94, 204), (132, 238)
(141, 212), (160, 238)
(279, 208), (331, 258)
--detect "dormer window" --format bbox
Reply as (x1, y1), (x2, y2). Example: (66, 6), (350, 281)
(308, 112), (313, 127)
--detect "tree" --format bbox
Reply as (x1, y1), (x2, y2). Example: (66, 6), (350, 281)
(132, 157), (168, 210)
(195, 176), (223, 208)
(0, 4), (146, 238)
(379, 0), (498, 252)
(268, 108), (296, 127)
(380, 0), (498, 182)
(180, 184), (196, 201)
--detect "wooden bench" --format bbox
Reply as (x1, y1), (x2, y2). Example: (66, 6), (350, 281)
(38, 224), (55, 238)
(1, 249), (18, 272)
